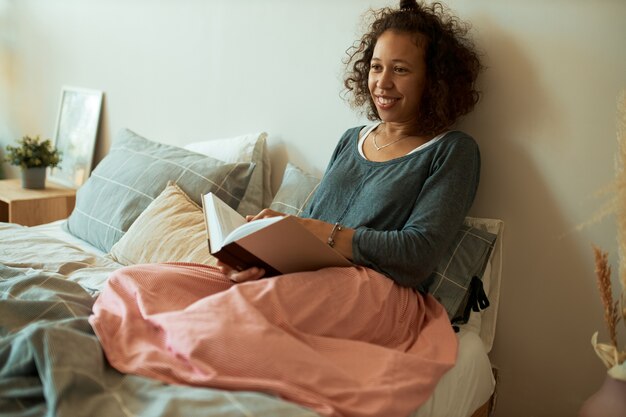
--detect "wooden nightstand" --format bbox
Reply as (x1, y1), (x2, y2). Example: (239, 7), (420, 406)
(0, 179), (77, 226)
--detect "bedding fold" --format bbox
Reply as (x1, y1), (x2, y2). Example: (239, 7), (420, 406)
(0, 265), (320, 417)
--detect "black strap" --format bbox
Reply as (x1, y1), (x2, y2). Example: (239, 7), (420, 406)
(453, 276), (491, 325)
(471, 276), (490, 312)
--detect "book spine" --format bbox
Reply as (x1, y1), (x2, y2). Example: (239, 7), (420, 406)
(215, 243), (281, 278)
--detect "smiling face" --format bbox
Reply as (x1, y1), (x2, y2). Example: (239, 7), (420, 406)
(368, 30), (427, 125)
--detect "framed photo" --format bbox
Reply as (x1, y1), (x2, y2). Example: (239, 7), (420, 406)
(49, 86), (103, 188)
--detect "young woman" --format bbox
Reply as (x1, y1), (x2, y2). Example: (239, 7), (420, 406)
(90, 2), (483, 416)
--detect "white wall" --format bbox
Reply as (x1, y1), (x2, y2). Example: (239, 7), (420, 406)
(1, 1), (625, 416)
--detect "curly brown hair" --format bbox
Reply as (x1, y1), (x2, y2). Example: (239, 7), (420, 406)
(343, 0), (483, 136)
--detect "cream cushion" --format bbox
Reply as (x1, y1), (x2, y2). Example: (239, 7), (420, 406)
(107, 182), (218, 266)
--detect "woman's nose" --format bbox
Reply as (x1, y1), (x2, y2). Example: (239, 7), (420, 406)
(376, 69), (393, 89)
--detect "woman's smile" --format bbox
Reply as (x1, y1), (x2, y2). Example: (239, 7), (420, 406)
(374, 95), (401, 109)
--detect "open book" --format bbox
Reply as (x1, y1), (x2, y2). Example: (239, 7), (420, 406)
(202, 192), (351, 277)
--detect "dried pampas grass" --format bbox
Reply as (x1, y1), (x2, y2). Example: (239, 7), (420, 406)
(593, 246), (619, 348)
(590, 91), (626, 376)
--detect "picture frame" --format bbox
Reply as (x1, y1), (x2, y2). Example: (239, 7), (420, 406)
(49, 86), (103, 189)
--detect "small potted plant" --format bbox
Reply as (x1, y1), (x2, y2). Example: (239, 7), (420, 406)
(4, 135), (62, 189)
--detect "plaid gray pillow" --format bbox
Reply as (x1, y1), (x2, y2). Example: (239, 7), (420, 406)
(64, 129), (254, 253)
(428, 224), (497, 323)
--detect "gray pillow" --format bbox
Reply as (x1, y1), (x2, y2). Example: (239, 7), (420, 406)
(64, 129), (254, 253)
(269, 163), (320, 216)
(428, 225), (497, 323)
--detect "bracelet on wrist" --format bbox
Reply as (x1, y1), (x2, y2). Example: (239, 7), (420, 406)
(327, 223), (343, 248)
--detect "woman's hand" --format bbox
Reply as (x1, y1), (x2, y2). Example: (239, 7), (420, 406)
(245, 208), (286, 222)
(217, 260), (265, 283)
(216, 209), (282, 282)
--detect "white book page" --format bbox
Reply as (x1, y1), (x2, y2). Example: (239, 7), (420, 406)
(224, 216), (283, 245)
(204, 193), (246, 252)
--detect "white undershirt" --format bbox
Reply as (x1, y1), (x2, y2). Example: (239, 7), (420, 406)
(357, 122), (449, 160)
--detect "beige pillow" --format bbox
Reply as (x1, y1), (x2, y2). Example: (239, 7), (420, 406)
(107, 182), (218, 266)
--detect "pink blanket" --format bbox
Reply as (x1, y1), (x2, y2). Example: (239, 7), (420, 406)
(90, 263), (457, 417)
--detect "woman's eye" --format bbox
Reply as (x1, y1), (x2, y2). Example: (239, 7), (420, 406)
(370, 64), (382, 71)
(394, 67), (408, 73)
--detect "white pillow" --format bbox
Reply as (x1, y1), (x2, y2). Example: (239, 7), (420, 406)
(184, 132), (272, 216)
(184, 133), (259, 163)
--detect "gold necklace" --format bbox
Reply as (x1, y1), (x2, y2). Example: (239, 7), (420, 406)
(372, 130), (410, 151)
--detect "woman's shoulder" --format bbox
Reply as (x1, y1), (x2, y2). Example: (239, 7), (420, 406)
(338, 124), (379, 147)
(417, 130), (480, 172)
(435, 130), (479, 154)
(334, 125), (370, 150)
(440, 130), (477, 144)
(342, 125), (369, 138)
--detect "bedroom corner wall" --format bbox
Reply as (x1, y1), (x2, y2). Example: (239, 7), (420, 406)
(3, 0), (626, 416)
(0, 0), (16, 179)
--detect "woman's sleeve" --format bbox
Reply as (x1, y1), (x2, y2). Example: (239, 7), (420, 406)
(352, 137), (481, 291)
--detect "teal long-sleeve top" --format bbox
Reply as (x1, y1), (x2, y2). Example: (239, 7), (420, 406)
(302, 126), (480, 292)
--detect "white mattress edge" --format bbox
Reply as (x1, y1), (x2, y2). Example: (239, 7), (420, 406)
(411, 330), (495, 417)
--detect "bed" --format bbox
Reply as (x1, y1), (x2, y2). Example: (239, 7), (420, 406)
(0, 128), (503, 417)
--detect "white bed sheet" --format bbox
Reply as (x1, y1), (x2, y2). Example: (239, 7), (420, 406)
(30, 219), (495, 417)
